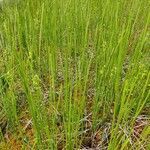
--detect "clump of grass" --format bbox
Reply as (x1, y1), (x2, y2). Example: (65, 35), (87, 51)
(0, 0), (149, 149)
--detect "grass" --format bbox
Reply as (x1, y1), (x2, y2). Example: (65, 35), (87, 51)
(0, 0), (150, 149)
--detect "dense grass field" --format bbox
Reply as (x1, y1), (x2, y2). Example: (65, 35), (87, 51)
(0, 0), (150, 149)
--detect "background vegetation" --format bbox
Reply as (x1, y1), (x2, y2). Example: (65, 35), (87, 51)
(0, 0), (149, 149)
